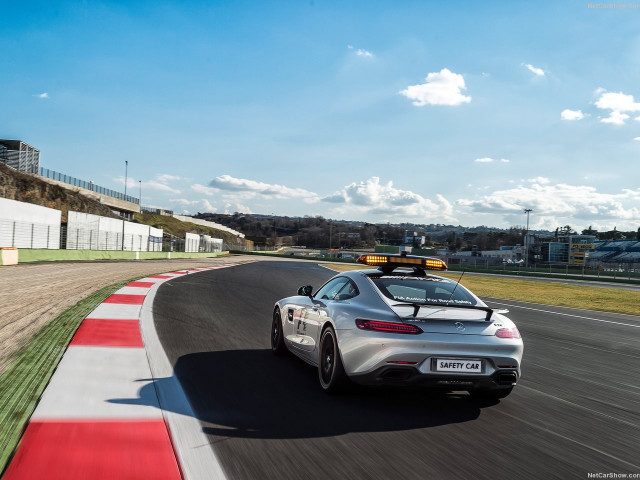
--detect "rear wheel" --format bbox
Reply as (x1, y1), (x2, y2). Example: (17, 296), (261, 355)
(469, 387), (513, 400)
(318, 327), (349, 393)
(271, 308), (287, 355)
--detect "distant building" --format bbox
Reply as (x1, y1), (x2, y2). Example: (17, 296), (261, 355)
(403, 230), (426, 246)
(540, 235), (595, 265)
(0, 140), (40, 174)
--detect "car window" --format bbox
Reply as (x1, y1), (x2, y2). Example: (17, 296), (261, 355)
(371, 276), (477, 305)
(314, 277), (356, 301)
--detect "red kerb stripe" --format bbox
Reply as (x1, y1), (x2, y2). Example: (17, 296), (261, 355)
(126, 281), (156, 288)
(103, 294), (145, 305)
(148, 275), (173, 279)
(70, 319), (143, 347)
(3, 420), (181, 480)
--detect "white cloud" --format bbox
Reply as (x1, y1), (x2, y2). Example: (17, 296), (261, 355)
(156, 174), (181, 183)
(169, 198), (199, 206)
(33, 92), (49, 99)
(223, 202), (253, 215)
(595, 91), (640, 125)
(475, 157), (494, 163)
(201, 199), (217, 213)
(144, 180), (181, 194)
(601, 111), (630, 125)
(399, 68), (471, 107)
(456, 181), (640, 229)
(561, 109), (585, 120)
(522, 63), (545, 77)
(500, 158), (510, 163)
(347, 45), (373, 58)
(195, 175), (319, 202)
(527, 176), (550, 184)
(321, 177), (457, 222)
(634, 137), (640, 141)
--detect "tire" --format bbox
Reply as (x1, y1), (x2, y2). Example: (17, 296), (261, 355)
(271, 308), (287, 356)
(318, 327), (349, 393)
(470, 386), (513, 400)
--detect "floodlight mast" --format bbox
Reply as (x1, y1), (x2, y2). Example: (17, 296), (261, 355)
(524, 208), (533, 268)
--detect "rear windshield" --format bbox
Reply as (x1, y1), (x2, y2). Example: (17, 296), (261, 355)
(370, 276), (478, 306)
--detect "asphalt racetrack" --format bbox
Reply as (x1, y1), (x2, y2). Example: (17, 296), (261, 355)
(154, 261), (640, 480)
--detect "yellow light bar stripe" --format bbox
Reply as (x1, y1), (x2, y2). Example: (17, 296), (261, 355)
(358, 254), (447, 271)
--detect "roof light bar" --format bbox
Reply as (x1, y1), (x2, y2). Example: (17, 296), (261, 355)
(357, 254), (447, 271)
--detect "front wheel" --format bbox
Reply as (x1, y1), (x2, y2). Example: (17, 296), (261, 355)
(271, 308), (287, 355)
(318, 327), (349, 393)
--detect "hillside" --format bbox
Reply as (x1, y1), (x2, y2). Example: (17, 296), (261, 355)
(0, 162), (119, 222)
(133, 213), (246, 245)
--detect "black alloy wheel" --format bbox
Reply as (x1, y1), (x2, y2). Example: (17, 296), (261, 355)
(271, 308), (287, 355)
(318, 327), (348, 393)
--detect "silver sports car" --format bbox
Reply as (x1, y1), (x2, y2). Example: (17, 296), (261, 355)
(271, 254), (523, 399)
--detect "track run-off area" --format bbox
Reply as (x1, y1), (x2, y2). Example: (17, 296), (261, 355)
(152, 261), (640, 480)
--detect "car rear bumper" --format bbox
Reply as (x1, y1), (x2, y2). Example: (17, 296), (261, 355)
(348, 365), (519, 389)
(337, 329), (523, 388)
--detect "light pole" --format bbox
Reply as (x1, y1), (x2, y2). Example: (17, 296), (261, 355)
(124, 161), (128, 196)
(524, 208), (532, 268)
(139, 180), (142, 207)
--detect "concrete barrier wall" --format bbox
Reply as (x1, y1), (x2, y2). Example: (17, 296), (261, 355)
(0, 198), (61, 249)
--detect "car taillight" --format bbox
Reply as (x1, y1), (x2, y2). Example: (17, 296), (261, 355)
(495, 327), (521, 339)
(355, 319), (423, 334)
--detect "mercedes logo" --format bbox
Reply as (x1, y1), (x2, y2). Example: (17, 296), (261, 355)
(454, 322), (465, 331)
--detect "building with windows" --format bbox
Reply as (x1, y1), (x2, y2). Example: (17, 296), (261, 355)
(540, 235), (595, 265)
(0, 140), (40, 174)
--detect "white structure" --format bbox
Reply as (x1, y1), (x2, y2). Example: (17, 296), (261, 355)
(67, 211), (163, 251)
(0, 197), (61, 249)
(185, 232), (200, 252)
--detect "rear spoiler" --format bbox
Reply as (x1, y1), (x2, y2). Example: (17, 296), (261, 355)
(393, 302), (494, 321)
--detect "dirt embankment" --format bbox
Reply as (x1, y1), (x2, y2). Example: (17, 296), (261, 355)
(0, 163), (119, 223)
(0, 255), (262, 374)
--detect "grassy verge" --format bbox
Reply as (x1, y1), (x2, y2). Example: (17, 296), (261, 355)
(326, 264), (640, 316)
(0, 277), (139, 474)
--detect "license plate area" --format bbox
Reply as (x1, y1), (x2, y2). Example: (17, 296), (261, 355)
(433, 358), (483, 373)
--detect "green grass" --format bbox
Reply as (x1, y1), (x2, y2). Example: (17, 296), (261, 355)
(0, 277), (139, 474)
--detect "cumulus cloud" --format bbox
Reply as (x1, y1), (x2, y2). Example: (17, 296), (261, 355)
(601, 111), (630, 125)
(321, 177), (457, 222)
(399, 68), (471, 107)
(143, 180), (180, 194)
(500, 158), (510, 163)
(561, 109), (585, 120)
(193, 175), (319, 202)
(522, 63), (545, 77)
(456, 179), (640, 229)
(634, 137), (640, 141)
(348, 45), (373, 58)
(475, 157), (494, 163)
(33, 92), (49, 99)
(595, 91), (640, 125)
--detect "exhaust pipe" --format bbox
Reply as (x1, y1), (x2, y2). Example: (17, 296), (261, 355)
(497, 372), (517, 385)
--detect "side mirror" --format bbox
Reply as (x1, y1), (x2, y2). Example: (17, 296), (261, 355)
(297, 285), (313, 297)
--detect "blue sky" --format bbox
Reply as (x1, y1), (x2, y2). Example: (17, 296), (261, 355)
(2, 0), (640, 231)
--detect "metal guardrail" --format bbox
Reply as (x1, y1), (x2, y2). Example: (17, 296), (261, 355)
(39, 167), (140, 205)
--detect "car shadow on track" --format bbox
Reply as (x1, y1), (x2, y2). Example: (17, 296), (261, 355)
(108, 348), (496, 440)
(109, 349), (497, 439)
